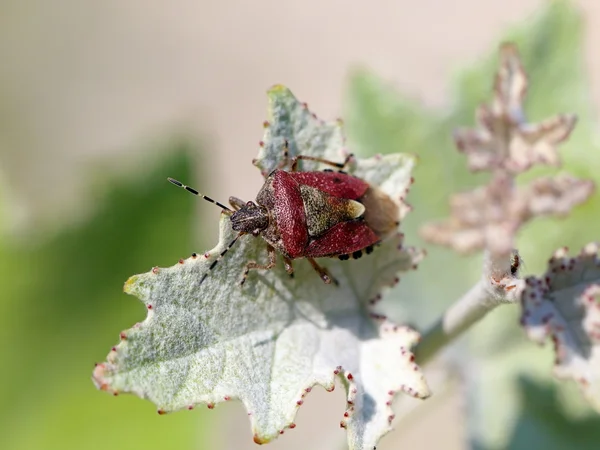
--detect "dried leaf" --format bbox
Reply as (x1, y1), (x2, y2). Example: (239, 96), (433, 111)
(93, 85), (430, 450)
(520, 243), (600, 411)
(420, 174), (519, 255)
(454, 44), (577, 174)
(492, 43), (528, 121)
(523, 175), (595, 219)
(420, 170), (593, 256)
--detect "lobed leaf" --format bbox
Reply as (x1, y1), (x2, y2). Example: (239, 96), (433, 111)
(520, 243), (600, 411)
(454, 44), (577, 174)
(344, 2), (600, 448)
(420, 173), (594, 256)
(422, 41), (594, 260)
(94, 85), (429, 450)
(522, 175), (595, 219)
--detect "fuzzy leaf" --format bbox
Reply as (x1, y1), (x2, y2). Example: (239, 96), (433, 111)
(421, 40), (594, 259)
(522, 175), (595, 219)
(345, 2), (600, 448)
(454, 43), (577, 174)
(94, 86), (429, 450)
(520, 243), (600, 411)
(254, 85), (345, 176)
(420, 173), (594, 256)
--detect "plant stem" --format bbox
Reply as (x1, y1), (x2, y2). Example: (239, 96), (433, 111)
(415, 251), (523, 365)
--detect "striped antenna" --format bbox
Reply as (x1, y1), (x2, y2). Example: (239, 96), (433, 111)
(167, 178), (232, 212)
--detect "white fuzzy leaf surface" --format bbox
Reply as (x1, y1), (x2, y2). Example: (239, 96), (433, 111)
(93, 85), (430, 450)
(521, 243), (600, 412)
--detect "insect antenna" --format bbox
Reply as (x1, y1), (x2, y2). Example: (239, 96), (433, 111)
(200, 233), (243, 285)
(167, 177), (232, 212)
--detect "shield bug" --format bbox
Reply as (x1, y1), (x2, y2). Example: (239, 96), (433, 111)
(168, 142), (400, 286)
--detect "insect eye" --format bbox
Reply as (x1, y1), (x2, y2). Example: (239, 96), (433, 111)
(246, 201), (253, 207)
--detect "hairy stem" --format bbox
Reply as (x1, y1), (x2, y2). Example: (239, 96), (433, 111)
(415, 251), (523, 365)
(415, 281), (495, 364)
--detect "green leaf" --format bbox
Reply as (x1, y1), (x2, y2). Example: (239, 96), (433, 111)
(94, 86), (430, 450)
(508, 378), (600, 448)
(344, 1), (600, 449)
(466, 341), (600, 450)
(0, 145), (215, 450)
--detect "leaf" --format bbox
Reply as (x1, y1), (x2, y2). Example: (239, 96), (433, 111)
(466, 340), (600, 450)
(455, 3), (600, 449)
(453, 43), (577, 174)
(344, 1), (600, 449)
(420, 172), (594, 255)
(94, 86), (430, 450)
(421, 42), (593, 259)
(523, 175), (595, 219)
(520, 243), (600, 411)
(508, 378), (600, 449)
(343, 73), (485, 331)
(465, 2), (600, 446)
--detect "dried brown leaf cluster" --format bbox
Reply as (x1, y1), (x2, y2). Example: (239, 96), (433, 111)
(455, 44), (577, 174)
(421, 43), (594, 259)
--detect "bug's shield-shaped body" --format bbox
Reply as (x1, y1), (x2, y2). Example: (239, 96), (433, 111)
(255, 170), (399, 259)
(174, 159), (401, 285)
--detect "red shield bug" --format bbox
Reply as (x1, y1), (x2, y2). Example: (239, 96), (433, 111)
(168, 142), (400, 286)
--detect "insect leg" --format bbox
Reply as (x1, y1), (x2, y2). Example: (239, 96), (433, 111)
(240, 244), (277, 286)
(290, 154), (354, 173)
(283, 256), (295, 278)
(307, 257), (338, 286)
(276, 139), (292, 170)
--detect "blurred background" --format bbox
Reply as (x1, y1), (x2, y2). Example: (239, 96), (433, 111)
(2, 1), (600, 449)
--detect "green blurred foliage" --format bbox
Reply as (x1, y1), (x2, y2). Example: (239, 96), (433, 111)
(344, 0), (600, 449)
(2, 1), (599, 449)
(0, 143), (216, 450)
(508, 378), (600, 449)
